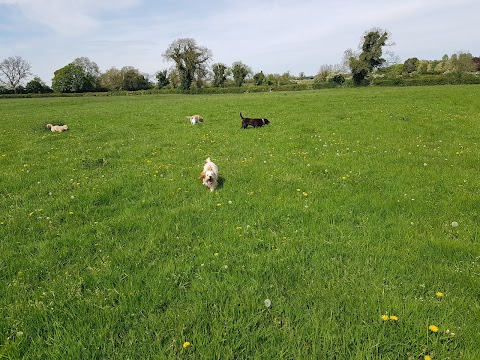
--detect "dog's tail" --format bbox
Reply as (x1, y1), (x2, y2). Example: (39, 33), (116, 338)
(240, 112), (244, 119)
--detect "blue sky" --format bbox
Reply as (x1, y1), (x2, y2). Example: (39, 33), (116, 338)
(1, 0), (479, 86)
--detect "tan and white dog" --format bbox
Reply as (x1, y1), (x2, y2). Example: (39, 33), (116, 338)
(47, 124), (69, 132)
(199, 157), (218, 192)
(187, 115), (204, 125)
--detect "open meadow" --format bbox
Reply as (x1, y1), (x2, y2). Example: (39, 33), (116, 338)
(1, 85), (479, 359)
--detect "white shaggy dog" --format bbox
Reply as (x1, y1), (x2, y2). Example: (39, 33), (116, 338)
(47, 124), (69, 132)
(187, 115), (204, 125)
(199, 157), (218, 192)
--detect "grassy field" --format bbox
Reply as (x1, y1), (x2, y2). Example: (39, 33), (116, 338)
(1, 85), (479, 359)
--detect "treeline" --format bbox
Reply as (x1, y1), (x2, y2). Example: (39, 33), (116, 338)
(1, 31), (480, 96)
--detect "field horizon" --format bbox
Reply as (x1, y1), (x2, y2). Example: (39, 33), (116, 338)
(1, 85), (479, 359)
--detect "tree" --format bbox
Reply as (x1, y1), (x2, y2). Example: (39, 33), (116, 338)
(253, 71), (266, 85)
(194, 63), (209, 89)
(0, 56), (32, 92)
(231, 61), (251, 87)
(417, 60), (429, 74)
(167, 67), (180, 88)
(72, 57), (101, 90)
(99, 66), (151, 91)
(472, 57), (480, 71)
(72, 57), (101, 78)
(122, 66), (151, 91)
(403, 57), (419, 74)
(348, 28), (391, 85)
(25, 76), (52, 93)
(100, 67), (124, 91)
(212, 63), (228, 87)
(315, 64), (334, 82)
(52, 63), (97, 93)
(156, 70), (170, 89)
(456, 52), (475, 73)
(163, 38), (212, 91)
(330, 74), (345, 85)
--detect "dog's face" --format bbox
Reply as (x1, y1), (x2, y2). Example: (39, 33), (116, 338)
(205, 170), (215, 182)
(263, 119), (270, 125)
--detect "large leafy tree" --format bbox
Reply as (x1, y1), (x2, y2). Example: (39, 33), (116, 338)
(25, 76), (52, 93)
(52, 63), (97, 93)
(72, 57), (101, 78)
(348, 28), (391, 85)
(122, 66), (151, 91)
(100, 67), (124, 91)
(71, 57), (101, 90)
(163, 38), (212, 91)
(232, 61), (251, 87)
(212, 63), (228, 87)
(403, 57), (419, 74)
(155, 70), (170, 89)
(253, 71), (266, 86)
(100, 66), (151, 91)
(0, 56), (32, 92)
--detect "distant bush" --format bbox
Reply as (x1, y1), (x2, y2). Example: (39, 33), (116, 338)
(371, 73), (480, 86)
(330, 74), (346, 85)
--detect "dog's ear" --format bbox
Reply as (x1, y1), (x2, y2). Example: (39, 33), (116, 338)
(199, 171), (205, 179)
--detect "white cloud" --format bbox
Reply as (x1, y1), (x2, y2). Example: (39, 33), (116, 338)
(0, 0), (140, 36)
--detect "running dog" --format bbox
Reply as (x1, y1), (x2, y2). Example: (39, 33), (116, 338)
(199, 157), (218, 192)
(240, 112), (270, 129)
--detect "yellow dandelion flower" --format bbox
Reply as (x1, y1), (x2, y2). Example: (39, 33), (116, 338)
(214, 252), (219, 256)
(182, 341), (191, 348)
(389, 315), (399, 321)
(428, 325), (439, 333)
(69, 211), (74, 215)
(303, 192), (308, 197)
(216, 203), (222, 206)
(424, 356), (432, 360)
(381, 315), (389, 321)
(436, 291), (444, 298)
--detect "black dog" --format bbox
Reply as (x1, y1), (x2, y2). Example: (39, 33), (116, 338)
(240, 112), (270, 129)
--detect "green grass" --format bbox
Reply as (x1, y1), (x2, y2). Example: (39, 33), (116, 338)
(1, 85), (479, 359)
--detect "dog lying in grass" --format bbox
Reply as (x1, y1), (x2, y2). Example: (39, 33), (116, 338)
(199, 157), (218, 192)
(187, 115), (204, 125)
(240, 112), (270, 129)
(47, 124), (69, 132)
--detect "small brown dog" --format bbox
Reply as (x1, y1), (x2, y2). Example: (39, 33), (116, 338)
(187, 115), (204, 125)
(47, 124), (69, 132)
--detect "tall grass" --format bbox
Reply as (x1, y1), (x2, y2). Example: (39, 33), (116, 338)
(1, 85), (479, 359)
